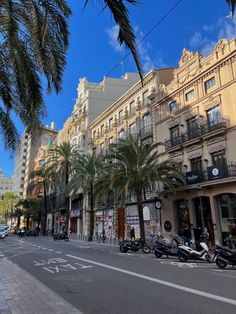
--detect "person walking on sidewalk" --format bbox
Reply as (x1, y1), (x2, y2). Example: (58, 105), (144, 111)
(130, 227), (135, 240)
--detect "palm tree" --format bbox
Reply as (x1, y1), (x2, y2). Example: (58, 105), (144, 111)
(46, 142), (80, 232)
(0, 0), (71, 150)
(70, 152), (106, 241)
(28, 167), (56, 235)
(108, 135), (185, 242)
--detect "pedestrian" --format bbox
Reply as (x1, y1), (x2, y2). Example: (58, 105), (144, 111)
(130, 227), (135, 240)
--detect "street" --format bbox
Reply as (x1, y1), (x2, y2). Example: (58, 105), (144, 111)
(0, 235), (236, 314)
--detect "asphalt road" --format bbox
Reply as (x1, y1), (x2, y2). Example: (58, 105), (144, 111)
(0, 235), (236, 314)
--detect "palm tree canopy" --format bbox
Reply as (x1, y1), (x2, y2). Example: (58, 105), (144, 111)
(46, 142), (80, 194)
(69, 152), (105, 195)
(227, 0), (236, 15)
(0, 0), (71, 150)
(28, 167), (56, 196)
(108, 135), (185, 194)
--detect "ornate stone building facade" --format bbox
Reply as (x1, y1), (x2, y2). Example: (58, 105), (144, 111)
(154, 38), (236, 245)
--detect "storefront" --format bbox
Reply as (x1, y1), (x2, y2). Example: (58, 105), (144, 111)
(217, 193), (236, 243)
(95, 209), (113, 238)
(70, 209), (82, 234)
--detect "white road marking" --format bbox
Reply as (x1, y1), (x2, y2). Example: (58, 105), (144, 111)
(48, 249), (54, 252)
(55, 251), (62, 254)
(66, 254), (236, 306)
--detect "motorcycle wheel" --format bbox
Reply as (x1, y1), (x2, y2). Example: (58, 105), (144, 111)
(154, 250), (163, 258)
(205, 253), (212, 263)
(178, 252), (187, 262)
(64, 237), (69, 241)
(142, 246), (150, 254)
(53, 236), (57, 241)
(120, 243), (128, 253)
(216, 257), (227, 269)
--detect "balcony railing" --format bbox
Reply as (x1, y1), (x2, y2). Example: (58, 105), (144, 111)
(165, 118), (229, 149)
(140, 125), (153, 138)
(185, 163), (236, 185)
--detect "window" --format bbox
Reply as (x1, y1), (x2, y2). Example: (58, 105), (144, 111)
(93, 130), (96, 140)
(212, 150), (227, 168)
(169, 101), (178, 112)
(204, 77), (215, 93)
(190, 157), (202, 173)
(170, 125), (179, 139)
(185, 90), (194, 102)
(142, 114), (151, 131)
(187, 117), (199, 139)
(109, 118), (113, 130)
(129, 122), (136, 135)
(100, 142), (105, 155)
(118, 130), (124, 139)
(143, 90), (149, 105)
(101, 124), (104, 135)
(109, 137), (113, 144)
(207, 105), (221, 128)
(118, 110), (123, 123)
(129, 101), (135, 115)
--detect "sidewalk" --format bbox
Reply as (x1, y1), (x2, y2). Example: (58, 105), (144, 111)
(0, 256), (82, 314)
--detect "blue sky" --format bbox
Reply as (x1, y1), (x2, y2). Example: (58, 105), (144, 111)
(1, 0), (236, 178)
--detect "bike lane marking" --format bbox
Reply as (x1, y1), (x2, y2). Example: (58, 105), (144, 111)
(66, 254), (236, 306)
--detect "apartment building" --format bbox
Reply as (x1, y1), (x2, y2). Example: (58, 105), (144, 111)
(0, 168), (13, 197)
(56, 73), (140, 235)
(89, 69), (174, 239)
(154, 38), (236, 245)
(13, 123), (58, 198)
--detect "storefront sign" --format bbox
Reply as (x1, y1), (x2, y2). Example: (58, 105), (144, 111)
(207, 166), (224, 180)
(70, 209), (82, 218)
(155, 199), (162, 209)
(186, 171), (201, 184)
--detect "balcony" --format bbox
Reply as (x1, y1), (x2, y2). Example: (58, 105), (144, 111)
(165, 117), (229, 150)
(185, 163), (236, 185)
(140, 125), (153, 139)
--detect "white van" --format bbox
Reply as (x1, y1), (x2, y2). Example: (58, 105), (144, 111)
(0, 225), (8, 236)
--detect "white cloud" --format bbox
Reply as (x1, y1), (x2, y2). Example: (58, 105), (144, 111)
(106, 25), (124, 53)
(189, 16), (236, 56)
(106, 24), (168, 73)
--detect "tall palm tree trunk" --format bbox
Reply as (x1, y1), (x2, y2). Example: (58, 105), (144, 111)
(136, 191), (145, 242)
(42, 183), (48, 236)
(65, 166), (69, 234)
(88, 184), (94, 241)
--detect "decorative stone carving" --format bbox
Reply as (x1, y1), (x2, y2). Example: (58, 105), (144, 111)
(179, 48), (194, 65)
(208, 144), (226, 153)
(215, 39), (228, 56)
(168, 116), (180, 128)
(203, 94), (221, 111)
(205, 137), (226, 146)
(188, 151), (202, 159)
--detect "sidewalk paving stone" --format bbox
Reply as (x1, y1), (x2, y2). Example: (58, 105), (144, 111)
(0, 256), (82, 314)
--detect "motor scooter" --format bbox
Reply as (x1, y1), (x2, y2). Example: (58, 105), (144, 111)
(53, 232), (69, 241)
(178, 241), (212, 263)
(154, 235), (182, 258)
(119, 239), (150, 254)
(214, 245), (236, 268)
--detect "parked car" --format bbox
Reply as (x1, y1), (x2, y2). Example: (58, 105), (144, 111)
(0, 227), (6, 239)
(0, 225), (8, 236)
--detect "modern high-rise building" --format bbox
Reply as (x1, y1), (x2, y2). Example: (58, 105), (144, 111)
(13, 123), (58, 198)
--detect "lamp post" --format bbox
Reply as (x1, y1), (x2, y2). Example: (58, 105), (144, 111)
(197, 185), (205, 231)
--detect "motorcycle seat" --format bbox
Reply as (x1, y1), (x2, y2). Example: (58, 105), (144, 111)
(216, 245), (236, 254)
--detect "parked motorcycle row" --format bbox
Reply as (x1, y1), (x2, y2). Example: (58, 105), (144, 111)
(119, 234), (236, 269)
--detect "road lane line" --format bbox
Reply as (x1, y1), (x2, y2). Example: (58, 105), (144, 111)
(56, 251), (62, 254)
(66, 254), (236, 306)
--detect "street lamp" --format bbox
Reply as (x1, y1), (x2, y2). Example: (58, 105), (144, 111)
(197, 185), (205, 231)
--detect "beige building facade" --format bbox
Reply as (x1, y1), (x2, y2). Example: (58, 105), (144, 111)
(154, 38), (236, 245)
(89, 69), (175, 239)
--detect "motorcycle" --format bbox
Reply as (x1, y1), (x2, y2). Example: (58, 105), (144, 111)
(119, 239), (150, 254)
(154, 235), (182, 258)
(214, 245), (236, 269)
(53, 232), (69, 241)
(178, 241), (212, 263)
